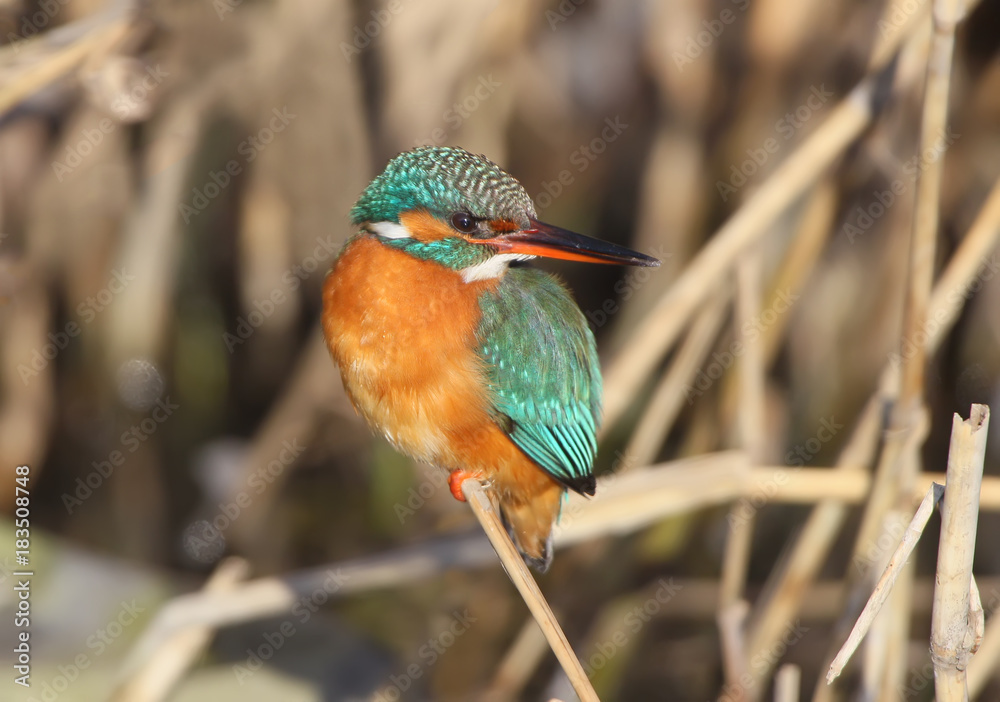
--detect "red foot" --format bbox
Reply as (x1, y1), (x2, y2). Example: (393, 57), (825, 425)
(448, 470), (480, 502)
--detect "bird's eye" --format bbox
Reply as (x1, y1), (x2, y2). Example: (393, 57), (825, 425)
(451, 212), (477, 233)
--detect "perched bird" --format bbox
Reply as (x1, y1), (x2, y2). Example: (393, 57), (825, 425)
(322, 147), (658, 571)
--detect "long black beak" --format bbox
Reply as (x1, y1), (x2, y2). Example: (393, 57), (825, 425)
(487, 219), (660, 267)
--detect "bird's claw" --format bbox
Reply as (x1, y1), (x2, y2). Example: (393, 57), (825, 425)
(448, 470), (481, 502)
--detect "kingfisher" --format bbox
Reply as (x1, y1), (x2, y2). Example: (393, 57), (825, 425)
(322, 146), (658, 572)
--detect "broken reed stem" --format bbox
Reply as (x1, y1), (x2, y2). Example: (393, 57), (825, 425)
(968, 576), (985, 654)
(967, 574), (999, 697)
(827, 482), (945, 683)
(931, 405), (990, 701)
(460, 479), (599, 702)
(814, 176), (1000, 702)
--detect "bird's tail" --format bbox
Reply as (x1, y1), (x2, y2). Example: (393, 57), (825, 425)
(499, 481), (564, 573)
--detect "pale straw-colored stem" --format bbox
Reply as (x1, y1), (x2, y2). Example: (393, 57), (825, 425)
(931, 405), (990, 701)
(773, 665), (801, 702)
(112, 558), (249, 702)
(460, 479), (599, 702)
(827, 483), (944, 682)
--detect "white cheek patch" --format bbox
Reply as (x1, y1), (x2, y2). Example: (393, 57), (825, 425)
(460, 253), (535, 283)
(370, 221), (412, 240)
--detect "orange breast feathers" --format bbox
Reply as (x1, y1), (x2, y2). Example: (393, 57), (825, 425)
(322, 232), (567, 561)
(322, 234), (502, 470)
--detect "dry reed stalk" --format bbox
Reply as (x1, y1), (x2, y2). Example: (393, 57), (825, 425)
(826, 482), (945, 682)
(717, 178), (837, 434)
(897, 0), (965, 410)
(117, 461), (1000, 680)
(773, 665), (801, 702)
(814, 176), (1000, 700)
(969, 576), (985, 653)
(622, 288), (730, 468)
(600, 0), (929, 432)
(926, 177), (1000, 332)
(482, 621), (549, 702)
(112, 558), (249, 702)
(931, 405), (989, 700)
(718, 251), (765, 696)
(760, 179), (837, 366)
(0, 9), (134, 115)
(716, 600), (750, 702)
(857, 0), (967, 690)
(744, 391), (886, 685)
(459, 479), (599, 702)
(967, 590), (1000, 697)
(554, 451), (750, 546)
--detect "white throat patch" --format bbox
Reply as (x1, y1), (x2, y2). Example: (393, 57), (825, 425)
(369, 221), (411, 240)
(460, 253), (535, 283)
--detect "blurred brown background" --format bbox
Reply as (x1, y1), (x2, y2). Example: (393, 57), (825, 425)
(1, 0), (1000, 700)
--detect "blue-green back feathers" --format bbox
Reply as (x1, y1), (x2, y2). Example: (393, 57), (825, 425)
(476, 268), (601, 494)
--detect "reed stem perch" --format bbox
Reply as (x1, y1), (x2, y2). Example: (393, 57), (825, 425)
(461, 478), (599, 702)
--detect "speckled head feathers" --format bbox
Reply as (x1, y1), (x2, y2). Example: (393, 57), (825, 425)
(351, 147), (536, 228)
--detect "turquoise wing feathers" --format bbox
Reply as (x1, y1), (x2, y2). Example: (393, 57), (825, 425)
(475, 268), (602, 494)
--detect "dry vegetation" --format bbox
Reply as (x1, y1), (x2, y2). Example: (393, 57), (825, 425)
(1, 0), (1000, 700)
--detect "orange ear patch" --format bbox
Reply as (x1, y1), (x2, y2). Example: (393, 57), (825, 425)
(489, 219), (519, 233)
(399, 210), (455, 243)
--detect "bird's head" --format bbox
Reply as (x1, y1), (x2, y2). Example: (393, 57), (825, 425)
(351, 146), (659, 282)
